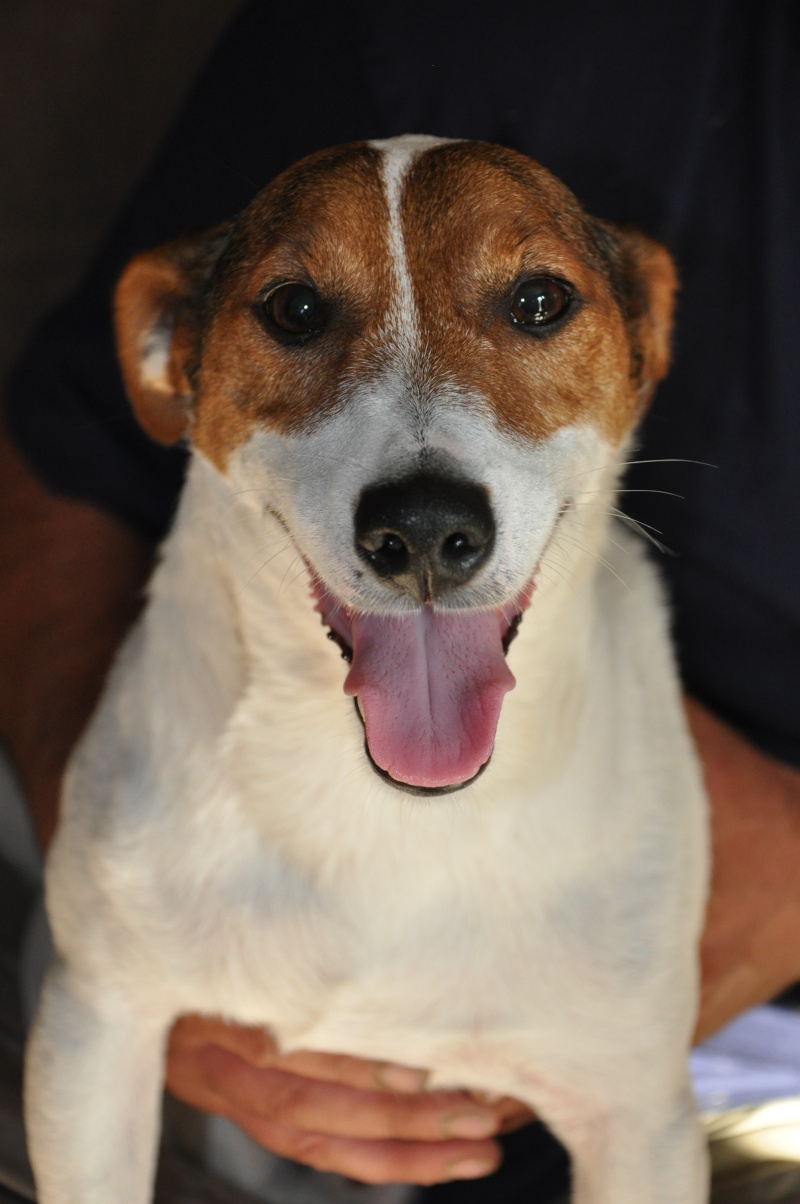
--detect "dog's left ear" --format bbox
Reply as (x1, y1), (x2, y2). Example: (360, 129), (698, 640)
(114, 223), (232, 444)
(593, 220), (678, 406)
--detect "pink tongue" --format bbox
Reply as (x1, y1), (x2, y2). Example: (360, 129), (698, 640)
(343, 609), (515, 789)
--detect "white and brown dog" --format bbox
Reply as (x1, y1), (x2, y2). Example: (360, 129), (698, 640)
(25, 136), (709, 1203)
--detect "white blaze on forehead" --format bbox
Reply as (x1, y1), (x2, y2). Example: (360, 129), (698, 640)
(370, 135), (454, 365)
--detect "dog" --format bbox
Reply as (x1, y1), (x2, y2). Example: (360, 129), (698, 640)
(25, 135), (709, 1203)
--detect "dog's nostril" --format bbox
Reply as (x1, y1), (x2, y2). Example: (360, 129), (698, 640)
(442, 532), (473, 559)
(363, 532), (409, 577)
(380, 533), (405, 556)
(355, 526), (410, 578)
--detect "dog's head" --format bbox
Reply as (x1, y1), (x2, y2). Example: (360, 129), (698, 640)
(115, 136), (676, 795)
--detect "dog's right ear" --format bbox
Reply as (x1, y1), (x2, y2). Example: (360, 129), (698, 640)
(114, 223), (232, 444)
(591, 220), (678, 409)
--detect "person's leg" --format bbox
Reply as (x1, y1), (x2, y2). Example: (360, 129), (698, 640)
(0, 752), (39, 883)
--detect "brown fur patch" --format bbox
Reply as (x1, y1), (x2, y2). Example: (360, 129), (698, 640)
(399, 142), (675, 445)
(190, 144), (394, 468)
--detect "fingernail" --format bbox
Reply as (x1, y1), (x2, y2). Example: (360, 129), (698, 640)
(469, 1089), (503, 1105)
(248, 1033), (277, 1067)
(443, 1110), (498, 1139)
(445, 1157), (494, 1180)
(374, 1062), (428, 1092)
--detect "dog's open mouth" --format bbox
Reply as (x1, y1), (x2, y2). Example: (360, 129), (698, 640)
(312, 580), (534, 794)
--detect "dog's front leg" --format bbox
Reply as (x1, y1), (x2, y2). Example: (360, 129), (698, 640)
(25, 958), (169, 1204)
(549, 1082), (708, 1204)
(513, 1073), (708, 1204)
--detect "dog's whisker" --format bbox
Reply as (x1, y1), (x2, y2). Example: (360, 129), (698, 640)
(570, 503), (665, 536)
(538, 567), (576, 600)
(248, 533), (294, 557)
(250, 533), (296, 555)
(567, 500), (672, 551)
(277, 554), (305, 597)
(561, 511), (636, 562)
(286, 560), (312, 590)
(576, 487), (686, 500)
(608, 510), (673, 555)
(537, 554), (580, 597)
(237, 540), (295, 594)
(558, 532), (632, 592)
(232, 482), (299, 495)
(243, 542), (295, 580)
(594, 531), (631, 558)
(620, 457), (717, 470)
(554, 457), (717, 489)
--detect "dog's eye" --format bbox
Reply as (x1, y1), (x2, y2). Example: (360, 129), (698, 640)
(510, 278), (572, 330)
(259, 283), (329, 342)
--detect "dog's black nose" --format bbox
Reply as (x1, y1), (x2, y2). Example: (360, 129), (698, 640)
(354, 473), (495, 601)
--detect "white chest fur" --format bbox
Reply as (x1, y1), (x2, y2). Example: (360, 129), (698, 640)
(45, 454), (707, 1108)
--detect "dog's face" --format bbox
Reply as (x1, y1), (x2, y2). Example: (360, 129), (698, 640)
(115, 136), (676, 795)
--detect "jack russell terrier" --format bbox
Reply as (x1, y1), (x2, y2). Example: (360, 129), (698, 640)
(25, 135), (709, 1203)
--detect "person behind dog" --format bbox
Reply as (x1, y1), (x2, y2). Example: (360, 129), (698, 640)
(1, 1), (798, 1201)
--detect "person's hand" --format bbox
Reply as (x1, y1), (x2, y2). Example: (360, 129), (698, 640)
(166, 1016), (532, 1185)
(688, 698), (800, 1041)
